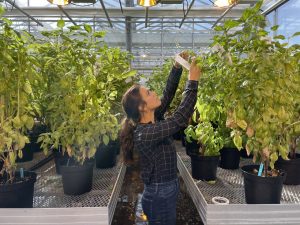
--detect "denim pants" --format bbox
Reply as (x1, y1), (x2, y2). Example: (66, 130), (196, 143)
(141, 178), (179, 225)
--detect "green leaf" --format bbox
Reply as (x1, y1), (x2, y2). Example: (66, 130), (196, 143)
(214, 26), (223, 32)
(103, 135), (109, 145)
(274, 35), (285, 40)
(93, 31), (106, 38)
(84, 24), (92, 33)
(0, 5), (5, 16)
(292, 32), (300, 38)
(57, 19), (65, 28)
(233, 134), (242, 150)
(236, 119), (247, 130)
(224, 20), (241, 30)
(271, 25), (279, 31)
(24, 81), (33, 95)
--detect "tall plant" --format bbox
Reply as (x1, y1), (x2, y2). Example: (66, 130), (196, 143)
(198, 1), (300, 175)
(0, 9), (38, 182)
(35, 20), (136, 163)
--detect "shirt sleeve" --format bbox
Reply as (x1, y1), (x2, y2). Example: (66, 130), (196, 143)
(135, 80), (198, 148)
(154, 66), (183, 120)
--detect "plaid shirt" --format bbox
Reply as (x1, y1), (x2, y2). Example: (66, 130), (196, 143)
(134, 66), (198, 184)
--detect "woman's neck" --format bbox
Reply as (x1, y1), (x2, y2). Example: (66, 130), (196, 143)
(140, 111), (155, 124)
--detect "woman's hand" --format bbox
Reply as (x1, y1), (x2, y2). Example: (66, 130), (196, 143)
(174, 51), (189, 69)
(189, 58), (201, 81)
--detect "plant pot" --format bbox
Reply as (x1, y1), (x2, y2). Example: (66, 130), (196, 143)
(95, 144), (117, 169)
(110, 140), (120, 155)
(16, 144), (34, 163)
(181, 131), (186, 147)
(0, 160), (3, 171)
(241, 165), (286, 204)
(185, 138), (200, 156)
(0, 171), (37, 208)
(190, 154), (219, 181)
(240, 148), (252, 158)
(275, 154), (300, 185)
(60, 159), (94, 195)
(54, 150), (71, 175)
(219, 147), (240, 170)
(30, 135), (43, 153)
(173, 130), (182, 140)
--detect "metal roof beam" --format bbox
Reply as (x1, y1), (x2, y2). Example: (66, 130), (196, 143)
(99, 0), (113, 27)
(3, 6), (246, 18)
(58, 5), (77, 26)
(4, 0), (43, 26)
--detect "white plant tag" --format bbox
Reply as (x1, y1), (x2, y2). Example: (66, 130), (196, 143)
(175, 54), (190, 70)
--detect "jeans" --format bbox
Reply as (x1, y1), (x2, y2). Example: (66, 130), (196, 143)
(141, 178), (179, 225)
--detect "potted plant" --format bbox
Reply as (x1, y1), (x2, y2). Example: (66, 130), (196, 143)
(185, 121), (222, 180)
(0, 9), (38, 207)
(275, 106), (300, 185)
(210, 1), (300, 203)
(36, 20), (136, 195)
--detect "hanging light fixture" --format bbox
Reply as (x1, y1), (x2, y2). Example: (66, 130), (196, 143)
(47, 0), (71, 6)
(137, 0), (158, 7)
(214, 0), (237, 7)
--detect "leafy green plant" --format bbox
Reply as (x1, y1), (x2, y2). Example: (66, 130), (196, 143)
(195, 1), (300, 175)
(0, 11), (38, 182)
(35, 20), (137, 164)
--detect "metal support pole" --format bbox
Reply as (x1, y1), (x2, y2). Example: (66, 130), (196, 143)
(145, 7), (149, 28)
(58, 5), (77, 26)
(125, 0), (134, 66)
(179, 0), (196, 28)
(212, 3), (237, 28)
(5, 0), (43, 26)
(99, 0), (113, 28)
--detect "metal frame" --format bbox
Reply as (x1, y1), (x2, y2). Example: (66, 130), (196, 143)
(58, 5), (77, 25)
(99, 0), (113, 28)
(4, 0), (43, 26)
(176, 142), (300, 225)
(212, 2), (237, 28)
(179, 0), (196, 28)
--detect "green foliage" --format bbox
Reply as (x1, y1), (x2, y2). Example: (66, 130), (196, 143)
(185, 122), (223, 156)
(0, 16), (38, 182)
(197, 0), (300, 170)
(32, 21), (137, 164)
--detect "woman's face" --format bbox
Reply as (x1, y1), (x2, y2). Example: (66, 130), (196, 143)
(139, 86), (161, 112)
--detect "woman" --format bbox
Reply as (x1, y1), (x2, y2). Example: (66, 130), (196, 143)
(120, 52), (201, 225)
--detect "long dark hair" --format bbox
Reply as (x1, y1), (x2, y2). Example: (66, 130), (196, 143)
(120, 84), (145, 165)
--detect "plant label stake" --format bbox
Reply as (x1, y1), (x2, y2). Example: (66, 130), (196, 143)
(258, 163), (264, 177)
(175, 54), (190, 70)
(20, 168), (24, 178)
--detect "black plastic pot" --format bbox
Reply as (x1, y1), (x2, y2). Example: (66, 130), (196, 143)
(181, 131), (186, 147)
(219, 147), (240, 170)
(0, 160), (3, 171)
(241, 165), (286, 204)
(0, 171), (37, 208)
(240, 148), (252, 158)
(190, 154), (219, 181)
(60, 159), (94, 195)
(16, 144), (34, 163)
(110, 140), (120, 155)
(185, 138), (200, 156)
(173, 130), (182, 140)
(275, 154), (300, 185)
(54, 150), (70, 175)
(95, 144), (117, 169)
(30, 135), (43, 153)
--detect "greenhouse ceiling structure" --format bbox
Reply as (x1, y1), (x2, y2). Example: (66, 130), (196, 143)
(1, 0), (299, 74)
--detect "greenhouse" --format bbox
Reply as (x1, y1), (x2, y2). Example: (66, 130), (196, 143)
(0, 0), (299, 225)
